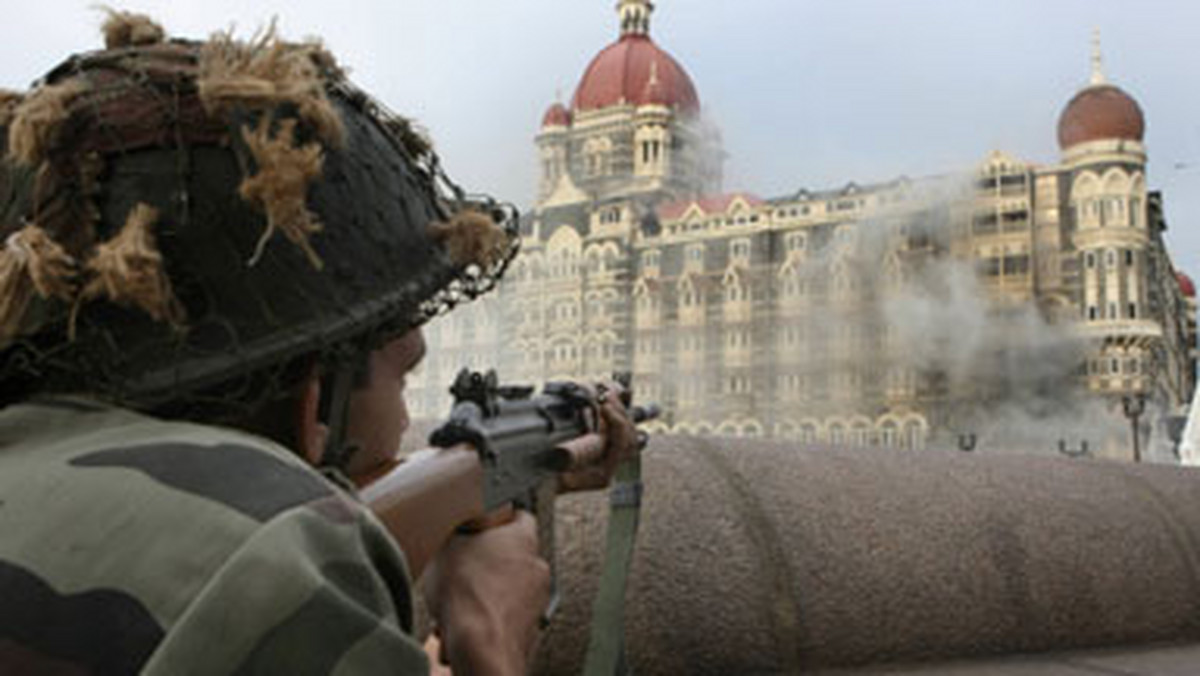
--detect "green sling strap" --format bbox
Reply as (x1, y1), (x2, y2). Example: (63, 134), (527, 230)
(582, 456), (643, 676)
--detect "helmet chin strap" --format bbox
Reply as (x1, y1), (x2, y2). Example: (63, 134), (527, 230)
(318, 353), (368, 470)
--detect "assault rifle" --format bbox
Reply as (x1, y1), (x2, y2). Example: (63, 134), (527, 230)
(358, 368), (659, 589)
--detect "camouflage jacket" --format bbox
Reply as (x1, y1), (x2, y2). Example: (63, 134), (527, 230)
(0, 398), (429, 675)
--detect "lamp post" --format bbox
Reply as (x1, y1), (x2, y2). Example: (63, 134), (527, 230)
(1122, 393), (1147, 463)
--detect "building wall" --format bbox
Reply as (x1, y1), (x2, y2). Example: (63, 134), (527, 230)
(410, 82), (1194, 463)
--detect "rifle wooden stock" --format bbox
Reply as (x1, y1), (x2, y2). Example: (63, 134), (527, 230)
(358, 444), (492, 580)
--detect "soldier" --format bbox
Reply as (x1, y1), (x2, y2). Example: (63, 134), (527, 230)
(0, 13), (636, 675)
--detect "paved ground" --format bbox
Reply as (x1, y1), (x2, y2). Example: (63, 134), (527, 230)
(814, 643), (1200, 675)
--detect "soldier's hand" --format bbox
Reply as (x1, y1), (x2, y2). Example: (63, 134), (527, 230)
(421, 512), (549, 676)
(557, 380), (640, 494)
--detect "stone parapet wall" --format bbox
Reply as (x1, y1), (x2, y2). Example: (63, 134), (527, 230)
(535, 436), (1200, 674)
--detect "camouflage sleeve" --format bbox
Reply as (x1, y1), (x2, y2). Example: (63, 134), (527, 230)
(141, 491), (430, 676)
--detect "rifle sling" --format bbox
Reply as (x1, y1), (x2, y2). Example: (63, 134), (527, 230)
(582, 456), (643, 676)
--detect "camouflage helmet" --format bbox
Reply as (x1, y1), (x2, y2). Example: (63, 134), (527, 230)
(0, 14), (518, 418)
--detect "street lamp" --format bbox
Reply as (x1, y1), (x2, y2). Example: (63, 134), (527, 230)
(1122, 393), (1147, 463)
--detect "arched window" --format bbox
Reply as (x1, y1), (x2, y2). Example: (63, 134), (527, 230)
(785, 231), (807, 254)
(904, 421), (924, 450)
(828, 423), (845, 446)
(1071, 172), (1100, 229)
(800, 424), (818, 444)
(851, 422), (871, 447)
(880, 421), (898, 447)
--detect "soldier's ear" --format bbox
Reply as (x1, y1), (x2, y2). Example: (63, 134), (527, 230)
(295, 366), (329, 466)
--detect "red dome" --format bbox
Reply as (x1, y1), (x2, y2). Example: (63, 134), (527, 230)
(1057, 84), (1145, 149)
(1179, 272), (1196, 298)
(642, 72), (670, 107)
(542, 102), (571, 128)
(572, 35), (699, 115)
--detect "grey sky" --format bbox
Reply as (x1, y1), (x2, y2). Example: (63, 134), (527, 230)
(1, 1), (1196, 276)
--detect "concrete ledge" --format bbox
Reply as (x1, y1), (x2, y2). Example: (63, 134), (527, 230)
(815, 642), (1200, 675)
(534, 436), (1200, 674)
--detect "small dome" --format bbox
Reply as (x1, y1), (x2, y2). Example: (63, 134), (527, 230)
(1057, 84), (1145, 149)
(572, 35), (699, 115)
(541, 102), (571, 128)
(1179, 272), (1196, 298)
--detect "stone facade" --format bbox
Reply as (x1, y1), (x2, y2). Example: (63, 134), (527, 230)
(409, 5), (1196, 460)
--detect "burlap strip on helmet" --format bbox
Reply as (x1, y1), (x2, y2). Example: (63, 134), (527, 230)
(98, 7), (166, 50)
(198, 23), (347, 269)
(0, 225), (77, 342)
(73, 202), (185, 338)
(428, 210), (512, 270)
(0, 91), (25, 129)
(8, 81), (86, 167)
(239, 115), (326, 269)
(198, 22), (346, 148)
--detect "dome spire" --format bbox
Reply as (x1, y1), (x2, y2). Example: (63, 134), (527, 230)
(618, 0), (654, 38)
(1090, 28), (1107, 86)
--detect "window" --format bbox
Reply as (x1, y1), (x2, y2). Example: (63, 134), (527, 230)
(686, 244), (705, 264)
(1003, 255), (1030, 275)
(800, 424), (817, 444)
(1001, 209), (1029, 230)
(904, 422), (924, 450)
(726, 330), (751, 350)
(973, 212), (999, 235)
(730, 238), (751, 261)
(641, 250), (661, 269)
(1107, 198), (1124, 224)
(829, 424), (845, 446)
(785, 232), (806, 253)
(725, 376), (751, 394)
(1086, 252), (1096, 269)
(1108, 303), (1117, 319)
(1107, 250), (1116, 267)
(1125, 250), (1134, 266)
(851, 424), (871, 447)
(583, 138), (611, 177)
(599, 207), (622, 225)
(1128, 303), (1137, 319)
(1088, 306), (1098, 320)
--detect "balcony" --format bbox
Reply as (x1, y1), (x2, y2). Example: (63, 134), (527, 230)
(1077, 320), (1163, 342)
